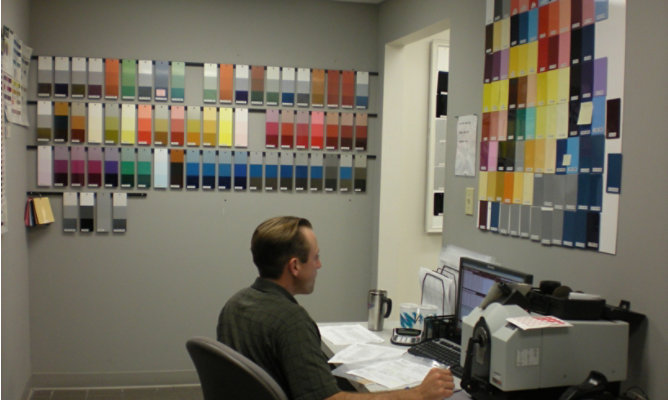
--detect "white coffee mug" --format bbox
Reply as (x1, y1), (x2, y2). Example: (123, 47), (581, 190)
(399, 303), (419, 329)
(416, 304), (438, 330)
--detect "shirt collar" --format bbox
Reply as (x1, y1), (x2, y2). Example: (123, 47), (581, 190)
(251, 277), (298, 304)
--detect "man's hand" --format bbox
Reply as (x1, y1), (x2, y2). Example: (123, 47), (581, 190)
(413, 367), (455, 400)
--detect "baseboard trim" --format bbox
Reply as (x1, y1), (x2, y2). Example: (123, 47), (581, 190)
(29, 370), (199, 389)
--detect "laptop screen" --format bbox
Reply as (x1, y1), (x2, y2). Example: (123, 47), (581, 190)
(454, 257), (533, 337)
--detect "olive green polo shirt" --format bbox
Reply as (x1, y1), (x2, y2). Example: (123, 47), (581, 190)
(217, 278), (341, 400)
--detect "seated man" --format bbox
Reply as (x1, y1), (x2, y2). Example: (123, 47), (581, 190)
(218, 216), (454, 400)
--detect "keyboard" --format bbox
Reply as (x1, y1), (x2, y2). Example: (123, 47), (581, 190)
(408, 338), (464, 378)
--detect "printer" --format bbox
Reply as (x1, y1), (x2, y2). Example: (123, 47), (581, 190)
(458, 282), (640, 400)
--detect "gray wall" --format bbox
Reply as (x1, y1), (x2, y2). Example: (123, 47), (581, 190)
(1, 0), (33, 399)
(379, 1), (668, 398)
(26, 0), (379, 386)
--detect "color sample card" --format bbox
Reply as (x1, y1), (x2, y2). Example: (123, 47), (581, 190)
(137, 104), (152, 145)
(71, 57), (86, 98)
(340, 113), (354, 150)
(120, 147), (135, 188)
(339, 154), (353, 192)
(341, 70), (355, 108)
(37, 56), (53, 97)
(310, 152), (323, 192)
(219, 64), (234, 104)
(37, 101), (52, 142)
(89, 103), (103, 144)
(234, 108), (248, 147)
(63, 192), (78, 232)
(281, 67), (296, 106)
(266, 109), (279, 148)
(121, 104), (136, 145)
(87, 147), (103, 188)
(218, 107), (233, 147)
(170, 105), (185, 146)
(37, 146), (53, 187)
(295, 153), (309, 192)
(70, 102), (86, 143)
(311, 69), (325, 107)
(233, 151), (248, 190)
(154, 61), (169, 101)
(326, 112), (339, 150)
(202, 107), (217, 146)
(112, 193), (127, 233)
(170, 149), (184, 189)
(54, 57), (69, 98)
(219, 149), (233, 189)
(279, 152), (293, 191)
(296, 110), (309, 149)
(186, 149), (200, 189)
(70, 146), (85, 187)
(202, 149), (216, 190)
(203, 63), (218, 103)
(53, 102), (69, 142)
(105, 58), (119, 99)
(266, 66), (280, 106)
(121, 59), (136, 100)
(354, 154), (367, 193)
(104, 104), (120, 144)
(297, 68), (310, 107)
(311, 111), (324, 150)
(355, 71), (369, 109)
(137, 148), (152, 189)
(355, 113), (368, 151)
(154, 105), (169, 145)
(249, 151), (263, 191)
(264, 151), (279, 191)
(324, 154), (338, 191)
(280, 110), (294, 149)
(104, 147), (119, 188)
(327, 70), (340, 108)
(96, 193), (111, 233)
(138, 60), (153, 101)
(171, 61), (185, 102)
(251, 65), (265, 105)
(88, 58), (103, 99)
(235, 64), (249, 104)
(186, 106), (201, 146)
(154, 148), (169, 189)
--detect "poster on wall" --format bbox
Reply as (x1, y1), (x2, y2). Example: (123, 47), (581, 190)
(2, 25), (32, 126)
(477, 0), (625, 255)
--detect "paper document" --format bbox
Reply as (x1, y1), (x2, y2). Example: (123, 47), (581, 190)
(319, 324), (384, 346)
(507, 315), (573, 330)
(328, 343), (406, 364)
(347, 357), (434, 389)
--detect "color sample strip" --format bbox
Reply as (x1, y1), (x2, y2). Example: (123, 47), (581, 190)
(121, 104), (136, 145)
(324, 154), (338, 191)
(137, 148), (151, 188)
(121, 59), (136, 100)
(70, 146), (85, 187)
(233, 151), (248, 190)
(71, 57), (86, 98)
(296, 110), (309, 149)
(202, 107), (217, 146)
(186, 149), (200, 189)
(88, 58), (103, 99)
(249, 151), (263, 191)
(264, 151), (278, 191)
(235, 64), (250, 104)
(341, 70), (355, 108)
(266, 66), (280, 106)
(355, 71), (369, 109)
(202, 149), (216, 190)
(327, 70), (340, 108)
(170, 105), (185, 146)
(54, 57), (69, 98)
(281, 67), (296, 106)
(186, 106), (201, 146)
(37, 101), (52, 142)
(171, 61), (185, 102)
(105, 58), (119, 99)
(219, 107), (233, 147)
(104, 147), (119, 188)
(87, 147), (102, 187)
(137, 104), (152, 145)
(340, 113), (354, 150)
(295, 153), (309, 191)
(310, 153), (323, 192)
(325, 112), (339, 150)
(138, 60), (153, 101)
(120, 147), (135, 188)
(218, 150), (232, 190)
(203, 63), (218, 103)
(280, 110), (294, 149)
(234, 108), (248, 147)
(266, 109), (279, 148)
(297, 68), (310, 107)
(154, 105), (169, 145)
(339, 154), (353, 192)
(112, 193), (127, 233)
(37, 56), (53, 97)
(154, 61), (169, 101)
(354, 154), (367, 193)
(53, 102), (69, 142)
(104, 104), (120, 144)
(88, 103), (103, 144)
(251, 66), (265, 105)
(170, 149), (184, 189)
(311, 69), (325, 107)
(154, 148), (169, 189)
(96, 192), (111, 233)
(63, 192), (78, 232)
(311, 111), (324, 150)
(70, 103), (86, 143)
(219, 64), (234, 104)
(279, 152), (293, 191)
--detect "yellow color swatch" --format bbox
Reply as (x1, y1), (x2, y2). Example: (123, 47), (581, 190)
(487, 171), (497, 201)
(546, 69), (559, 105)
(478, 171), (488, 201)
(526, 41), (538, 75)
(523, 172), (534, 205)
(524, 139), (536, 172)
(202, 107), (217, 146)
(121, 104), (135, 145)
(513, 172), (525, 204)
(534, 138), (547, 173)
(536, 72), (548, 106)
(545, 138), (557, 174)
(218, 107), (233, 147)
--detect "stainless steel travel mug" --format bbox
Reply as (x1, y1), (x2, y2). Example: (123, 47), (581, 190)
(367, 289), (392, 331)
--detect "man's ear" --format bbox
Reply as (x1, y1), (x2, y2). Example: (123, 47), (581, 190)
(287, 257), (300, 277)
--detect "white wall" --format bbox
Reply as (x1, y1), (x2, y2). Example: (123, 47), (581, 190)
(1, 1), (33, 399)
(376, 28), (449, 308)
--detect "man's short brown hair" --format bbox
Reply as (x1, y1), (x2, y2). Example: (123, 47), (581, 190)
(251, 216), (313, 279)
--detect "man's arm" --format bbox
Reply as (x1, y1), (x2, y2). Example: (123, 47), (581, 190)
(325, 368), (455, 400)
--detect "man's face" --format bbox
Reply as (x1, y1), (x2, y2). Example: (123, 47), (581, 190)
(294, 227), (322, 295)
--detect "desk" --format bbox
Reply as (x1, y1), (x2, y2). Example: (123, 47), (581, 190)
(319, 321), (470, 399)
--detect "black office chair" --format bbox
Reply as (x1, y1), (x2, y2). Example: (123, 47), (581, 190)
(186, 336), (288, 400)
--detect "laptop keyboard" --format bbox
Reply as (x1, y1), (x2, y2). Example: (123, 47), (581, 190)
(407, 338), (464, 378)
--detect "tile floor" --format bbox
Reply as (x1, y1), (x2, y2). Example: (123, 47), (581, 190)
(29, 385), (203, 400)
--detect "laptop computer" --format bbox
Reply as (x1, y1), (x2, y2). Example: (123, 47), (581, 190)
(408, 257), (533, 377)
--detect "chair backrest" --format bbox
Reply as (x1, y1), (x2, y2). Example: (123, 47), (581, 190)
(186, 336), (289, 400)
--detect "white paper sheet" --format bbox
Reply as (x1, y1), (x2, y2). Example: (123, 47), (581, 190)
(328, 343), (406, 364)
(319, 324), (383, 346)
